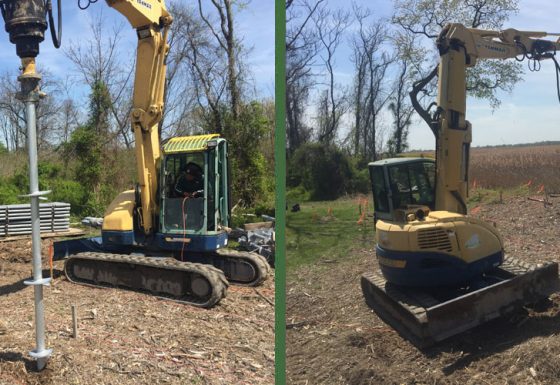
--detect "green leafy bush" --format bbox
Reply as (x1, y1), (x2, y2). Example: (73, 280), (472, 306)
(286, 186), (310, 203)
(287, 144), (372, 201)
(48, 179), (88, 213)
(348, 166), (370, 195)
(0, 178), (23, 205)
(288, 143), (354, 200)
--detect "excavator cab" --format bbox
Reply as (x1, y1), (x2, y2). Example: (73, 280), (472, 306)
(158, 134), (230, 252)
(369, 157), (436, 223)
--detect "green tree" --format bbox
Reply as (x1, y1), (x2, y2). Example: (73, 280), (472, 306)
(393, 0), (522, 109)
(199, 100), (273, 208)
(288, 143), (354, 201)
(63, 80), (112, 214)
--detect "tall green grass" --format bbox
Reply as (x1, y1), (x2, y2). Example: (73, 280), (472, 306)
(286, 197), (376, 272)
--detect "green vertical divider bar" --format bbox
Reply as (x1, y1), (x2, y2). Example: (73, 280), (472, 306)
(275, 0), (286, 384)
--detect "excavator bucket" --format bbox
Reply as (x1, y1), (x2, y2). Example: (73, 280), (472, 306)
(361, 256), (560, 348)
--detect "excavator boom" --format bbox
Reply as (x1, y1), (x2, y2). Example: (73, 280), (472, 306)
(435, 23), (560, 214)
(104, 0), (172, 235)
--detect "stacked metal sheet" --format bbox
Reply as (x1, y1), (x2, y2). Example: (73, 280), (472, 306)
(0, 202), (71, 236)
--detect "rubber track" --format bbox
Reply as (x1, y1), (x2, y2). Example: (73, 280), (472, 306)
(213, 248), (271, 286)
(64, 252), (228, 308)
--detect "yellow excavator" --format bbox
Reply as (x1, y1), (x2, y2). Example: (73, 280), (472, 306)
(361, 24), (560, 346)
(1, 0), (270, 308)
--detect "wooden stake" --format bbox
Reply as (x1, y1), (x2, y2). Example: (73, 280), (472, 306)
(72, 305), (78, 338)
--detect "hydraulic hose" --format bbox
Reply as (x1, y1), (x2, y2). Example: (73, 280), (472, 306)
(46, 0), (61, 48)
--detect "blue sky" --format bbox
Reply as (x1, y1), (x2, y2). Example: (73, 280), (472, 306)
(0, 1), (557, 149)
(311, 0), (560, 149)
(467, 0), (560, 148)
(0, 0), (275, 103)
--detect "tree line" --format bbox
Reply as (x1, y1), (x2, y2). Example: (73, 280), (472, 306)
(0, 0), (275, 216)
(286, 0), (520, 201)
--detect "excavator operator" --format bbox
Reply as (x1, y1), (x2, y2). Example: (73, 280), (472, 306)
(175, 163), (203, 198)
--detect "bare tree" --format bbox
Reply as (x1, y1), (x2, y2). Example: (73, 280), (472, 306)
(179, 1), (236, 134)
(0, 69), (63, 152)
(35, 71), (65, 150)
(0, 114), (9, 151)
(313, 7), (350, 144)
(387, 59), (415, 155)
(185, 12), (226, 133)
(197, 0), (244, 119)
(65, 13), (134, 147)
(350, 6), (395, 160)
(157, 2), (193, 138)
(0, 72), (25, 151)
(56, 78), (81, 145)
(285, 0), (324, 154)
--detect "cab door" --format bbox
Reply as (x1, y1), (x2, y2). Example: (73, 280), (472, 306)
(217, 140), (230, 228)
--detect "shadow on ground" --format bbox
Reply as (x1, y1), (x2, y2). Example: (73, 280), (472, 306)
(0, 269), (63, 296)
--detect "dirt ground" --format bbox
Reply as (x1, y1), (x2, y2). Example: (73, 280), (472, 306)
(0, 239), (274, 385)
(287, 195), (560, 385)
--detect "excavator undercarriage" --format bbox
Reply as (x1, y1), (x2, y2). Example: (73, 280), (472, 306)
(54, 193), (272, 308)
(54, 237), (270, 307)
(65, 252), (229, 308)
(187, 248), (271, 286)
(362, 256), (559, 347)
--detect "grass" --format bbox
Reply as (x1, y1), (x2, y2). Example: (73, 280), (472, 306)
(286, 196), (375, 272)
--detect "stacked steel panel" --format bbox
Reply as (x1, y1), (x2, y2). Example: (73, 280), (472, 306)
(0, 202), (71, 236)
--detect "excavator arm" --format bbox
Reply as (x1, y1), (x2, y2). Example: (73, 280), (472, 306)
(432, 23), (560, 214)
(105, 0), (172, 234)
(444, 25), (560, 63)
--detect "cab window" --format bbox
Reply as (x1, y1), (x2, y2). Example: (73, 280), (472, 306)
(388, 161), (435, 209)
(370, 166), (389, 213)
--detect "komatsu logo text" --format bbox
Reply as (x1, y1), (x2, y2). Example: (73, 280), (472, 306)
(137, 0), (152, 9)
(477, 43), (506, 53)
